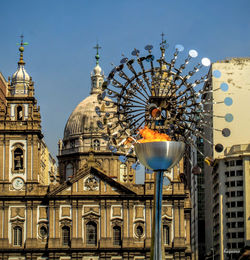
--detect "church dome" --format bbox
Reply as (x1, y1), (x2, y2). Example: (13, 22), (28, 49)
(64, 94), (101, 139)
(93, 64), (102, 75)
(12, 65), (30, 84)
(11, 44), (30, 87)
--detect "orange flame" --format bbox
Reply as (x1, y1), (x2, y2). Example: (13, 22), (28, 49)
(138, 126), (171, 143)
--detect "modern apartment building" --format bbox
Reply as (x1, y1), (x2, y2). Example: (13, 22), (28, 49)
(203, 58), (250, 260)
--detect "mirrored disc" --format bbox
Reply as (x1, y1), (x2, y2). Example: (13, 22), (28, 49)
(105, 112), (110, 117)
(109, 145), (117, 153)
(224, 97), (233, 106)
(222, 128), (231, 137)
(213, 70), (221, 78)
(116, 64), (124, 71)
(120, 57), (128, 64)
(201, 57), (211, 67)
(95, 106), (101, 116)
(225, 113), (234, 122)
(215, 143), (224, 153)
(108, 69), (116, 80)
(132, 162), (141, 170)
(189, 49), (198, 58)
(105, 101), (110, 106)
(146, 55), (154, 62)
(101, 91), (106, 99)
(131, 49), (140, 56)
(97, 120), (104, 129)
(220, 82), (229, 92)
(119, 155), (127, 163)
(175, 44), (184, 52)
(144, 45), (153, 51)
(145, 168), (153, 174)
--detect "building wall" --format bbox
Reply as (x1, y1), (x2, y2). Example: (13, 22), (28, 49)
(0, 165), (193, 260)
(0, 72), (7, 111)
(204, 59), (250, 259)
(40, 140), (57, 185)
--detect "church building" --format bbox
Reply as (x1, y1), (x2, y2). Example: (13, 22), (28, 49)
(0, 41), (192, 260)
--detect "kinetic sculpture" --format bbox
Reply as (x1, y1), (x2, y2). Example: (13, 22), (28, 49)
(96, 34), (232, 259)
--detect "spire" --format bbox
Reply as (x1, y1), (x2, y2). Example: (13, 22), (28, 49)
(94, 43), (101, 65)
(11, 35), (30, 95)
(17, 34), (29, 66)
(160, 32), (166, 58)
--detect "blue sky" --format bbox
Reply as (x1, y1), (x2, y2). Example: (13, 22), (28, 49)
(0, 0), (250, 182)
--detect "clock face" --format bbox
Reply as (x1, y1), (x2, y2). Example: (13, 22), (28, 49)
(12, 177), (24, 190)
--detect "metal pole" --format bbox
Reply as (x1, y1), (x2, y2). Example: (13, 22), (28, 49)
(212, 248), (214, 260)
(150, 170), (164, 260)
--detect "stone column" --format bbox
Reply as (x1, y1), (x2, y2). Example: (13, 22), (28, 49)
(32, 205), (37, 239)
(0, 202), (3, 239)
(173, 200), (179, 242)
(0, 136), (4, 181)
(179, 201), (185, 238)
(77, 203), (83, 243)
(27, 136), (32, 181)
(48, 201), (55, 248)
(26, 203), (32, 240)
(100, 201), (106, 238)
(128, 202), (134, 240)
(185, 212), (191, 249)
(72, 201), (77, 238)
(71, 201), (82, 247)
(123, 201), (128, 239)
(32, 136), (39, 182)
(3, 205), (8, 239)
(55, 203), (59, 239)
(106, 201), (111, 237)
(4, 139), (9, 182)
(145, 200), (152, 247)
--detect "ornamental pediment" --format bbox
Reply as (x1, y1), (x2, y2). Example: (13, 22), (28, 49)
(48, 166), (136, 197)
(82, 211), (100, 220)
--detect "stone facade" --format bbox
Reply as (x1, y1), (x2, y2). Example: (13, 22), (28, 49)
(0, 44), (193, 259)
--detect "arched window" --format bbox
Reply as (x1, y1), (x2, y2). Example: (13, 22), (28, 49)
(163, 225), (170, 245)
(66, 163), (74, 179)
(136, 225), (144, 237)
(113, 226), (121, 245)
(39, 226), (48, 238)
(86, 221), (97, 245)
(62, 226), (70, 246)
(13, 226), (22, 246)
(16, 106), (23, 121)
(93, 139), (100, 151)
(14, 147), (24, 170)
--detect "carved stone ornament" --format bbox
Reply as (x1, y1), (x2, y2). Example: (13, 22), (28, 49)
(84, 176), (99, 191)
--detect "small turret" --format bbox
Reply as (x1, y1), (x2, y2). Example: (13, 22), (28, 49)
(90, 43), (104, 94)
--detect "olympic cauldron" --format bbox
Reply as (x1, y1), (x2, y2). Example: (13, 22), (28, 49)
(135, 141), (185, 260)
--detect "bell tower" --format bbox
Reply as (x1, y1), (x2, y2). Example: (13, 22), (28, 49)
(0, 37), (43, 192)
